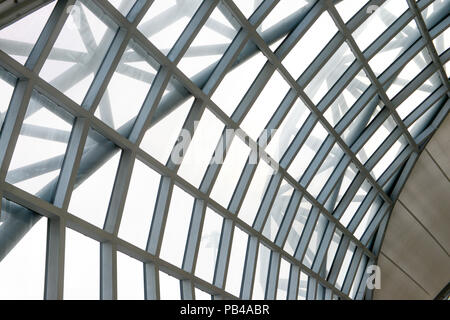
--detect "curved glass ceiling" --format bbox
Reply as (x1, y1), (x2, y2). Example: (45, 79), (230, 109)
(0, 0), (448, 300)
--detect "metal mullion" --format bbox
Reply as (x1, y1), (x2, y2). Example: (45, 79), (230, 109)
(415, 100), (449, 145)
(128, 68), (172, 145)
(391, 61), (440, 108)
(299, 135), (335, 188)
(253, 172), (283, 232)
(334, 87), (378, 135)
(100, 241), (117, 300)
(180, 279), (195, 300)
(332, 173), (365, 220)
(296, 32), (345, 88)
(182, 199), (206, 274)
(103, 150), (136, 235)
(213, 219), (235, 289)
(240, 235), (259, 299)
(144, 263), (159, 300)
(345, 0), (386, 33)
(167, 0), (219, 64)
(44, 216), (66, 300)
(227, 157), (258, 214)
(346, 188), (378, 234)
(25, 0), (75, 73)
(306, 277), (317, 300)
(311, 222), (336, 274)
(349, 108), (391, 154)
(403, 85), (447, 127)
(326, 235), (350, 286)
(247, 0), (279, 27)
(279, 113), (318, 168)
(364, 128), (403, 171)
(360, 202), (390, 246)
(202, 30), (250, 96)
(265, 250), (280, 300)
(316, 154), (351, 204)
(272, 1), (324, 60)
(199, 128), (235, 195)
(287, 264), (300, 300)
(231, 61), (276, 124)
(221, 0), (393, 206)
(326, 2), (420, 155)
(407, 0), (450, 94)
(316, 61), (363, 113)
(145, 176), (174, 256)
(355, 257), (374, 300)
(377, 146), (413, 187)
(362, 9), (415, 61)
(274, 190), (302, 247)
(390, 152), (418, 201)
(341, 247), (363, 296)
(293, 207), (320, 262)
(166, 99), (206, 172)
(256, 89), (297, 145)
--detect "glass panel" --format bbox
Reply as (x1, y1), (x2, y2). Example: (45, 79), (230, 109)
(371, 135), (408, 180)
(159, 271), (180, 299)
(39, 0), (117, 104)
(0, 199), (46, 300)
(0, 1), (56, 64)
(354, 197), (383, 239)
(433, 27), (450, 56)
(159, 185), (194, 268)
(297, 271), (308, 300)
(178, 6), (239, 79)
(0, 69), (15, 133)
(332, 163), (358, 210)
(211, 44), (267, 117)
(421, 0), (448, 29)
(251, 242), (269, 300)
(257, 0), (312, 35)
(282, 12), (338, 80)
(287, 121), (328, 180)
(240, 70), (291, 141)
(232, 0), (263, 19)
(68, 129), (121, 228)
(6, 91), (73, 198)
(64, 228), (100, 299)
(352, 0), (409, 52)
(307, 143), (344, 198)
(238, 160), (274, 226)
(262, 179), (294, 241)
(117, 251), (144, 300)
(385, 48), (432, 99)
(276, 258), (290, 300)
(335, 0), (369, 23)
(266, 98), (310, 162)
(195, 207), (223, 283)
(210, 136), (250, 208)
(335, 242), (356, 290)
(324, 229), (343, 277)
(350, 255), (368, 299)
(339, 180), (372, 227)
(138, 0), (203, 55)
(356, 116), (397, 164)
(94, 40), (159, 131)
(303, 214), (328, 268)
(118, 159), (160, 249)
(324, 69), (371, 127)
(283, 198), (312, 255)
(195, 287), (211, 300)
(109, 0), (136, 16)
(369, 20), (420, 77)
(177, 108), (225, 188)
(305, 42), (355, 104)
(140, 96), (193, 165)
(396, 72), (441, 119)
(225, 226), (248, 297)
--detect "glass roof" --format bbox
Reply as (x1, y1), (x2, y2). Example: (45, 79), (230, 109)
(0, 0), (448, 300)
